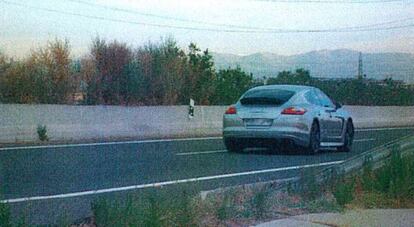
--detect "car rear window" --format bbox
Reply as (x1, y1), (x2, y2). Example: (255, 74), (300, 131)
(240, 89), (295, 105)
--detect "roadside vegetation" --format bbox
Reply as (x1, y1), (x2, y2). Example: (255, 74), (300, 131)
(1, 38), (414, 106)
(0, 201), (12, 227)
(332, 148), (414, 209)
(91, 190), (201, 227)
(36, 125), (49, 141)
(75, 147), (414, 226)
(267, 69), (414, 106)
(289, 146), (414, 212)
(0, 38), (253, 106)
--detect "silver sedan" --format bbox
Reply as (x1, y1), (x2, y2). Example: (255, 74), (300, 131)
(223, 85), (354, 154)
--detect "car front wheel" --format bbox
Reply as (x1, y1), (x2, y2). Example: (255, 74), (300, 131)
(338, 121), (354, 152)
(307, 121), (320, 154)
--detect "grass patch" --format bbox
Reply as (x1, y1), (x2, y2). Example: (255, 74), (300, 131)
(0, 202), (12, 227)
(332, 178), (355, 207)
(0, 199), (29, 227)
(83, 146), (414, 226)
(331, 147), (414, 209)
(306, 195), (342, 213)
(36, 125), (48, 141)
(92, 189), (201, 227)
(250, 188), (269, 219)
(298, 169), (322, 201)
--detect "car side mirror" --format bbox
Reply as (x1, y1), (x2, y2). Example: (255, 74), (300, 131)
(334, 101), (342, 109)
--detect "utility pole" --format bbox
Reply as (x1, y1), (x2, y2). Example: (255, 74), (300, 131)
(357, 52), (363, 79)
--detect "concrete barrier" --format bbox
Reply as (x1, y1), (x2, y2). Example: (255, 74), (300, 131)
(0, 104), (226, 144)
(344, 106), (414, 128)
(0, 104), (413, 144)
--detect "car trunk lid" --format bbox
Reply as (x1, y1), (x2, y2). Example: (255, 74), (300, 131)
(236, 88), (295, 121)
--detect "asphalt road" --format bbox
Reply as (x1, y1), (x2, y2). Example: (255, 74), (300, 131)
(1, 127), (413, 225)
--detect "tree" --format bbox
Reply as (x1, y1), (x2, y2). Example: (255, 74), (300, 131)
(0, 51), (7, 102)
(2, 39), (414, 107)
(136, 37), (187, 105)
(0, 39), (73, 104)
(212, 67), (253, 105)
(0, 61), (36, 103)
(87, 38), (133, 105)
(184, 43), (216, 105)
(26, 39), (73, 104)
(183, 43), (216, 105)
(268, 68), (311, 85)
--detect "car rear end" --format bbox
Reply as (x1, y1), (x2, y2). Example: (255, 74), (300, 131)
(223, 86), (313, 151)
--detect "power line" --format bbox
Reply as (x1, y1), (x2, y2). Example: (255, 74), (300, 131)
(340, 17), (414, 30)
(65, 0), (272, 31)
(64, 0), (414, 32)
(2, 0), (414, 33)
(250, 0), (408, 3)
(264, 60), (414, 64)
(0, 0), (253, 33)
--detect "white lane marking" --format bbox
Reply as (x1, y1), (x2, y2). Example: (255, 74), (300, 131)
(1, 126), (412, 151)
(354, 138), (376, 142)
(0, 137), (222, 151)
(1, 160), (344, 203)
(356, 126), (414, 132)
(176, 150), (227, 156)
(0, 137), (381, 153)
(178, 139), (376, 155)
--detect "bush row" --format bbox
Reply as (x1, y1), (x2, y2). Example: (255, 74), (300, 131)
(1, 39), (413, 106)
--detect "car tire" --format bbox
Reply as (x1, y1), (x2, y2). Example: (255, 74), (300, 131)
(224, 138), (243, 153)
(338, 120), (354, 152)
(307, 121), (320, 154)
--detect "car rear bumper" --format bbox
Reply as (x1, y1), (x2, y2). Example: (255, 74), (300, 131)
(223, 126), (310, 147)
(223, 114), (312, 147)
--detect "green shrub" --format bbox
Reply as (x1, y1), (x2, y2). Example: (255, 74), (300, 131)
(332, 147), (414, 208)
(142, 196), (166, 227)
(300, 170), (321, 201)
(215, 194), (232, 221)
(333, 179), (355, 207)
(92, 189), (201, 227)
(92, 197), (145, 227)
(250, 189), (269, 219)
(306, 197), (342, 213)
(36, 125), (48, 141)
(91, 199), (113, 227)
(170, 190), (198, 227)
(361, 157), (376, 192)
(15, 217), (27, 227)
(0, 202), (12, 227)
(373, 148), (414, 199)
(353, 192), (391, 208)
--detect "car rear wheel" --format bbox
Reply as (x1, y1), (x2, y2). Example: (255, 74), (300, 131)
(338, 121), (354, 152)
(307, 121), (320, 154)
(224, 138), (243, 153)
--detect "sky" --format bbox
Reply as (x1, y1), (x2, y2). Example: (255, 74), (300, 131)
(1, 0), (414, 58)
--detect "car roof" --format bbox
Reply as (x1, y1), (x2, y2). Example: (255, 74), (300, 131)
(248, 85), (314, 93)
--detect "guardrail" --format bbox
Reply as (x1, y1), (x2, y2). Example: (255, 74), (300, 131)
(0, 104), (414, 144)
(302, 134), (414, 188)
(200, 135), (414, 200)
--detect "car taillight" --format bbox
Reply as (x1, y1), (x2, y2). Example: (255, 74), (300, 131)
(225, 106), (237, 114)
(281, 107), (307, 115)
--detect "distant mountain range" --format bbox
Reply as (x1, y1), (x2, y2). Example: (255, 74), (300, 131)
(212, 49), (414, 84)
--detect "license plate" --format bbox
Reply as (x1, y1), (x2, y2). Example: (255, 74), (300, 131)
(244, 118), (273, 127)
